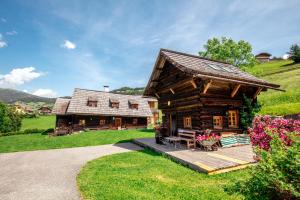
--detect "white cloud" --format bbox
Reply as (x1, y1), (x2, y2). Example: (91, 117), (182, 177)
(0, 67), (43, 88)
(32, 89), (57, 98)
(61, 40), (76, 49)
(0, 33), (7, 48)
(1, 18), (7, 23)
(6, 30), (18, 36)
(282, 54), (290, 60)
(0, 41), (7, 48)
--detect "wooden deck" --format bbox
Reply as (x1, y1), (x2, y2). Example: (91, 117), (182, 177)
(133, 138), (256, 175)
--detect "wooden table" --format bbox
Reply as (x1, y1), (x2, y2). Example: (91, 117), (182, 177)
(165, 136), (182, 148)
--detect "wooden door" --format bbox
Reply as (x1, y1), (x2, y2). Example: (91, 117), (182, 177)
(115, 118), (122, 128)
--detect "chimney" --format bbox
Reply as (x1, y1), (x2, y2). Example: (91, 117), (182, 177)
(103, 85), (110, 92)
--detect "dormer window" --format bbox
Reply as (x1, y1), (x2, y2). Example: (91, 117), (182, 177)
(87, 96), (98, 107)
(129, 100), (138, 110)
(110, 98), (119, 109)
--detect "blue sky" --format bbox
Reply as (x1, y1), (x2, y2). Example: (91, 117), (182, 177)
(0, 0), (299, 97)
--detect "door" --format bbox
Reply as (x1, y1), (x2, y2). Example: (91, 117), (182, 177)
(169, 114), (177, 136)
(115, 118), (122, 128)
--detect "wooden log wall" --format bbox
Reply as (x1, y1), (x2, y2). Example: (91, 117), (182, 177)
(155, 63), (258, 134)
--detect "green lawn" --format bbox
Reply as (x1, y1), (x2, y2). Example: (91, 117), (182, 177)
(21, 115), (55, 130)
(77, 149), (249, 200)
(0, 129), (154, 153)
(245, 60), (300, 115)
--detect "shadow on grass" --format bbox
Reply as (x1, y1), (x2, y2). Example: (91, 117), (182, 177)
(138, 128), (155, 133)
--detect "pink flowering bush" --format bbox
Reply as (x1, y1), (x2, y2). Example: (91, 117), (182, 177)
(248, 115), (300, 150)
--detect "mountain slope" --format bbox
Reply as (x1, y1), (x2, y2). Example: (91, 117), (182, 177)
(0, 88), (55, 104)
(111, 87), (145, 95)
(245, 60), (300, 115)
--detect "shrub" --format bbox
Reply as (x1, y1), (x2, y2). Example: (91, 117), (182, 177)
(0, 102), (22, 133)
(248, 115), (300, 150)
(227, 116), (300, 199)
(41, 128), (54, 135)
(227, 134), (300, 200)
(0, 128), (47, 137)
(240, 94), (261, 130)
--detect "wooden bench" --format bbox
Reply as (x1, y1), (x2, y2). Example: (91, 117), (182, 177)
(177, 129), (196, 149)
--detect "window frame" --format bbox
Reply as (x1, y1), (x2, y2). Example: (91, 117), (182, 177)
(213, 116), (223, 129)
(87, 101), (98, 107)
(133, 118), (138, 125)
(79, 119), (86, 126)
(183, 116), (192, 128)
(99, 119), (105, 126)
(228, 110), (239, 128)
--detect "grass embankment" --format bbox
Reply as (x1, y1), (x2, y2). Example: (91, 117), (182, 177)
(0, 129), (154, 153)
(77, 149), (249, 200)
(245, 60), (300, 115)
(21, 115), (55, 130)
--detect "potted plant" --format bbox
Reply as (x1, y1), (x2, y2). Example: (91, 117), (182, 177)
(196, 129), (221, 151)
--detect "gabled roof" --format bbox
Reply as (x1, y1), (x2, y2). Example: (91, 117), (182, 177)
(53, 88), (153, 117)
(144, 49), (281, 96)
(52, 98), (70, 115)
(255, 52), (271, 57)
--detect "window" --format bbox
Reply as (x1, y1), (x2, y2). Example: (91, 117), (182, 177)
(133, 118), (138, 125)
(228, 110), (239, 128)
(130, 104), (138, 110)
(87, 101), (97, 107)
(148, 101), (155, 109)
(100, 119), (105, 126)
(79, 119), (86, 126)
(111, 102), (119, 109)
(183, 116), (192, 128)
(213, 116), (223, 129)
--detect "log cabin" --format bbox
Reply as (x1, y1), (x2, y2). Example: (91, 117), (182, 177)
(52, 88), (157, 132)
(143, 49), (282, 136)
(255, 52), (272, 62)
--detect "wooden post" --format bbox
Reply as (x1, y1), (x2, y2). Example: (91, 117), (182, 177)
(170, 88), (175, 94)
(231, 84), (241, 98)
(202, 80), (212, 94)
(155, 93), (160, 99)
(190, 80), (197, 89)
(253, 87), (262, 100)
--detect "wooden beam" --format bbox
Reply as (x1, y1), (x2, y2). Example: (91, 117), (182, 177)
(231, 84), (241, 98)
(158, 57), (166, 69)
(202, 80), (212, 94)
(156, 78), (194, 94)
(155, 93), (160, 99)
(170, 88), (175, 94)
(190, 80), (197, 89)
(253, 87), (262, 100)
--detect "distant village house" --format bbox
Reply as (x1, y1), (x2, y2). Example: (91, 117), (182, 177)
(52, 88), (158, 133)
(255, 52), (272, 62)
(38, 106), (52, 115)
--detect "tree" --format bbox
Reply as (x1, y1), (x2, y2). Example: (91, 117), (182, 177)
(287, 44), (300, 63)
(239, 94), (261, 130)
(0, 102), (22, 133)
(199, 37), (256, 68)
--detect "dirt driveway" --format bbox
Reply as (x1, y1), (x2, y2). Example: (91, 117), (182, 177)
(0, 143), (142, 200)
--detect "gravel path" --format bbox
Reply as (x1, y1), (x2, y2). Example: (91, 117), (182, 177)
(0, 143), (142, 200)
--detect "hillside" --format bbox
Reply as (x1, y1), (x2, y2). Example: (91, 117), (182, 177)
(0, 88), (56, 104)
(111, 87), (145, 95)
(245, 60), (300, 115)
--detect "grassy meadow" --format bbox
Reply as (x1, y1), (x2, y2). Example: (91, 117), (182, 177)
(77, 149), (249, 200)
(0, 129), (154, 153)
(245, 60), (300, 115)
(21, 115), (55, 130)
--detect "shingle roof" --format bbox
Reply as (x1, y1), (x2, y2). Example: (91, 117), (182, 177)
(52, 98), (70, 115)
(144, 49), (281, 96)
(58, 88), (153, 117)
